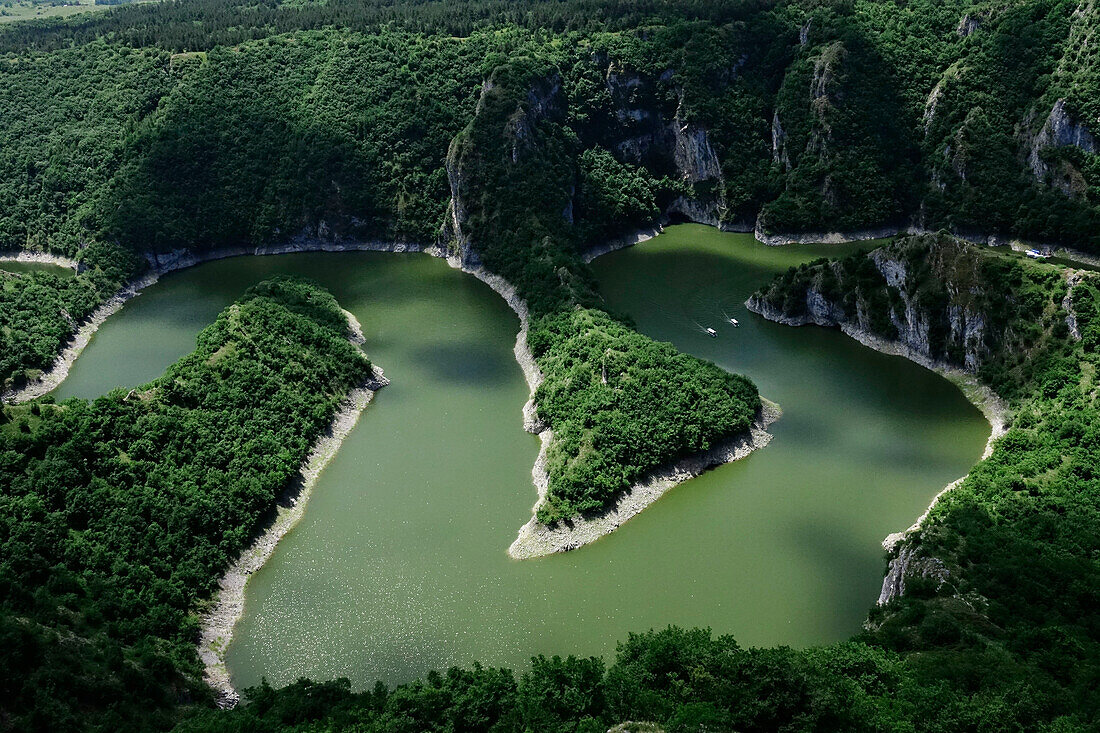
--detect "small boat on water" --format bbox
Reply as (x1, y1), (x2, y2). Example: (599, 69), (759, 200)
(1026, 248), (1052, 260)
(728, 317), (739, 327)
(705, 327), (718, 337)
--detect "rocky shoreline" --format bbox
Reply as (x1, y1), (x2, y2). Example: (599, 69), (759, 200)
(197, 354), (389, 709)
(744, 295), (1011, 601)
(1, 239), (436, 404)
(0, 250), (82, 270)
(508, 400), (781, 559)
(0, 275), (154, 403)
(753, 223), (911, 247)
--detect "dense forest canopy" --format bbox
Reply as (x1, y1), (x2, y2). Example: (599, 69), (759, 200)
(1, 0), (1099, 730)
(0, 277), (373, 729)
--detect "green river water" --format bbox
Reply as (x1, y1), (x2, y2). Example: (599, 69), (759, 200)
(50, 224), (990, 688)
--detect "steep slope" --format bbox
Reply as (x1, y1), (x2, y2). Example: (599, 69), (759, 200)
(749, 234), (1100, 721)
(442, 59), (773, 553)
(0, 277), (380, 729)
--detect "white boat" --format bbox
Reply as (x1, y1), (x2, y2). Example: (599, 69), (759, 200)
(1025, 248), (1051, 259)
(728, 317), (739, 327)
(705, 327), (718, 337)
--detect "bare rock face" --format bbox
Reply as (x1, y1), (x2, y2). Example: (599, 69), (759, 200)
(956, 13), (982, 37)
(507, 76), (563, 161)
(673, 118), (722, 183)
(772, 111), (791, 170)
(810, 42), (845, 103)
(923, 79), (944, 131)
(440, 71), (564, 267)
(799, 18), (812, 46)
(750, 240), (995, 373)
(803, 42), (847, 158)
(602, 62), (724, 187)
(444, 59), (735, 246)
(604, 63), (674, 170)
(878, 544), (951, 606)
(1028, 98), (1097, 196)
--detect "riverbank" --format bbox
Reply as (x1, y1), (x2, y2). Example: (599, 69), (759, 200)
(490, 229), (785, 560)
(1, 238), (436, 404)
(754, 221), (1100, 273)
(508, 400), (781, 559)
(0, 250), (81, 270)
(743, 296), (1010, 556)
(197, 356), (389, 709)
(0, 275), (154, 403)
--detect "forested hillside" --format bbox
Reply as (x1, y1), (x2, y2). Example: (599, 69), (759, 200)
(1, 0), (1100, 730)
(0, 277), (374, 729)
(752, 234), (1100, 728)
(4, 0), (1100, 390)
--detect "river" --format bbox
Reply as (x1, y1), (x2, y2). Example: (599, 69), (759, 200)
(49, 225), (990, 689)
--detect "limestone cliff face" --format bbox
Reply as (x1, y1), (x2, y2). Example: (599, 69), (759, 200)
(1022, 1), (1099, 197)
(771, 111), (791, 170)
(877, 545), (950, 606)
(440, 71), (565, 268)
(747, 240), (993, 374)
(747, 234), (1090, 609)
(1027, 99), (1097, 196)
(443, 60), (735, 242)
(599, 62), (729, 224)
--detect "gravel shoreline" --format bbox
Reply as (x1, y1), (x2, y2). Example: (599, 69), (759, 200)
(196, 360), (388, 709)
(0, 250), (81, 270)
(508, 400), (781, 559)
(0, 240), (433, 404)
(743, 297), (1010, 553)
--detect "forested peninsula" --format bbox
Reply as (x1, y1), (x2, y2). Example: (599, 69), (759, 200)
(1, 0), (1099, 730)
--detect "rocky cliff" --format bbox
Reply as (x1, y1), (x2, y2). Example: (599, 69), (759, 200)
(747, 233), (1082, 607)
(747, 235), (1006, 373)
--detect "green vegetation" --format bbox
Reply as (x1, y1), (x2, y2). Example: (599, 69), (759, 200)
(0, 276), (372, 729)
(531, 308), (759, 521)
(0, 242), (141, 391)
(1, 0), (1099, 729)
(0, 0), (115, 25)
(1, 1), (1099, 248)
(754, 234), (1100, 728)
(441, 52), (763, 520)
(751, 234), (1074, 399)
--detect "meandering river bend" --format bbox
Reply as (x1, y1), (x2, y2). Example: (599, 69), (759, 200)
(49, 224), (989, 688)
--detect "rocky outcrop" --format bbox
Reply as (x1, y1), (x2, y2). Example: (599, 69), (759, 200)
(1064, 271), (1085, 340)
(1027, 98), (1097, 194)
(810, 43), (844, 103)
(600, 62), (728, 222)
(439, 69), (563, 268)
(747, 236), (1025, 608)
(923, 80), (944, 131)
(749, 279), (1007, 609)
(673, 116), (722, 183)
(508, 75), (563, 162)
(771, 111), (791, 170)
(799, 18), (812, 46)
(747, 243), (993, 372)
(753, 223), (909, 246)
(956, 13), (982, 37)
(878, 544), (951, 606)
(443, 137), (472, 256)
(0, 250), (82, 271)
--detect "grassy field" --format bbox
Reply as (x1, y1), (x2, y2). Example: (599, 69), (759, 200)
(0, 0), (153, 24)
